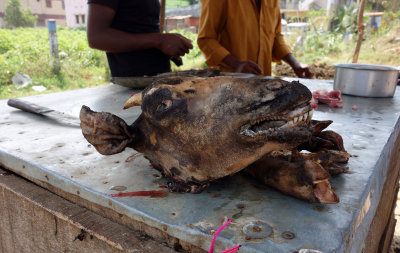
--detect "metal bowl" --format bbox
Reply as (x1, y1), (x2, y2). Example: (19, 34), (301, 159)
(333, 63), (399, 97)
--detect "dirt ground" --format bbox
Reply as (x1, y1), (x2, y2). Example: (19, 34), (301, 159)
(273, 62), (336, 79)
(390, 190), (400, 253)
(273, 62), (400, 85)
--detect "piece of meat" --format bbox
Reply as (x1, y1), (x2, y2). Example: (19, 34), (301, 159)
(311, 89), (343, 108)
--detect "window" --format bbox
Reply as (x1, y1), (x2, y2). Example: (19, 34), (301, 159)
(46, 0), (52, 8)
(81, 15), (85, 24)
(75, 15), (80, 24)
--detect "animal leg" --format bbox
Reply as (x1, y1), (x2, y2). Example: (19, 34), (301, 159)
(245, 157), (339, 203)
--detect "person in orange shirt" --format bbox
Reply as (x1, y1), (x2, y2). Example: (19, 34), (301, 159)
(197, 0), (314, 78)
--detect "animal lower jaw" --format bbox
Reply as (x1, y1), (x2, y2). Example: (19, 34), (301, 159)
(239, 109), (314, 138)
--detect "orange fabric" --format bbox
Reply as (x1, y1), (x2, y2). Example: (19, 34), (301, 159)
(197, 0), (292, 75)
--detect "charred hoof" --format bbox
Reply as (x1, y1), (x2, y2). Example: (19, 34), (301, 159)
(318, 130), (346, 151)
(167, 181), (209, 194)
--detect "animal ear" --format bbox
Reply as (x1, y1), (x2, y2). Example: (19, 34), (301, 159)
(124, 92), (142, 109)
(80, 105), (134, 155)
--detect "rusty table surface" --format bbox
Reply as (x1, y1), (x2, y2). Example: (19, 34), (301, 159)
(0, 78), (399, 253)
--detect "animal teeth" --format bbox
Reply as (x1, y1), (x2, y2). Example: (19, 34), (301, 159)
(241, 109), (314, 137)
(309, 110), (314, 119)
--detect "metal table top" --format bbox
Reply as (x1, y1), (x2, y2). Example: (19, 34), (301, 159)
(0, 78), (399, 253)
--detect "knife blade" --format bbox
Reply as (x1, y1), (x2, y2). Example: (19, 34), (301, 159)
(7, 98), (81, 127)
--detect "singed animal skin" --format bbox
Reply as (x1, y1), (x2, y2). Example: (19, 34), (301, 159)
(80, 76), (314, 193)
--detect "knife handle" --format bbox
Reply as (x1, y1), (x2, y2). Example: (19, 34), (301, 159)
(7, 98), (53, 115)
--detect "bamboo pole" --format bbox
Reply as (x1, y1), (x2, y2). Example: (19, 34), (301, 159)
(160, 0), (166, 33)
(352, 0), (367, 63)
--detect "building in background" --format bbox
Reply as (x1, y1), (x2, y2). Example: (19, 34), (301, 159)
(0, 0), (66, 28)
(0, 0), (89, 28)
(64, 0), (87, 29)
(165, 3), (200, 32)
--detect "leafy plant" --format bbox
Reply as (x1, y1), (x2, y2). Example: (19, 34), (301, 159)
(4, 0), (37, 28)
(333, 3), (360, 34)
(382, 0), (400, 13)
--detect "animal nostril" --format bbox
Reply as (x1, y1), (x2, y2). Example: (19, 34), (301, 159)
(184, 89), (196, 94)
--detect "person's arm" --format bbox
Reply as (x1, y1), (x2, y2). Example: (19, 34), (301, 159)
(282, 53), (314, 79)
(270, 7), (313, 78)
(87, 3), (192, 57)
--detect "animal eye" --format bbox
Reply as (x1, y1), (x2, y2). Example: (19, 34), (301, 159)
(156, 99), (172, 112)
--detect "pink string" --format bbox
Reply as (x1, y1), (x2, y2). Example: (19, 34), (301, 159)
(221, 245), (241, 253)
(209, 219), (240, 253)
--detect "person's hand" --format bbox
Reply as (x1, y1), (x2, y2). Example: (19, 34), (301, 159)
(159, 33), (193, 58)
(235, 60), (264, 75)
(282, 53), (314, 79)
(292, 64), (314, 79)
(221, 55), (263, 75)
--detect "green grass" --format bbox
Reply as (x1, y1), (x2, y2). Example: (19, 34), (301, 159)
(0, 27), (109, 99)
(1, 11), (399, 100)
(0, 27), (206, 100)
(166, 0), (191, 9)
(284, 10), (400, 66)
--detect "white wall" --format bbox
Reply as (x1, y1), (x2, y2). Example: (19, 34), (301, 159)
(64, 0), (87, 28)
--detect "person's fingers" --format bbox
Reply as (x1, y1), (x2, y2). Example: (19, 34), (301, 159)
(175, 33), (193, 49)
(234, 61), (263, 75)
(245, 67), (260, 75)
(246, 61), (263, 75)
(178, 44), (190, 55)
(235, 62), (245, 73)
(305, 68), (314, 79)
(185, 39), (193, 49)
(248, 66), (262, 75)
(299, 67), (312, 79)
(253, 65), (263, 75)
(293, 68), (300, 77)
(240, 64), (256, 74)
(183, 45), (190, 54)
(176, 49), (185, 57)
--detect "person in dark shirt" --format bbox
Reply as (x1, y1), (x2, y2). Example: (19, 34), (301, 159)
(87, 0), (193, 78)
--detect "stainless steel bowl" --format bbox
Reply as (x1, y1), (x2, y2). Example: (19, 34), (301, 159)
(333, 63), (399, 97)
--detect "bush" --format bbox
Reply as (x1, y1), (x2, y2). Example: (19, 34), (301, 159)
(4, 0), (37, 28)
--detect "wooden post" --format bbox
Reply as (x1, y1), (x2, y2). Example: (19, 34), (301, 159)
(47, 19), (60, 73)
(352, 0), (367, 63)
(160, 0), (166, 33)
